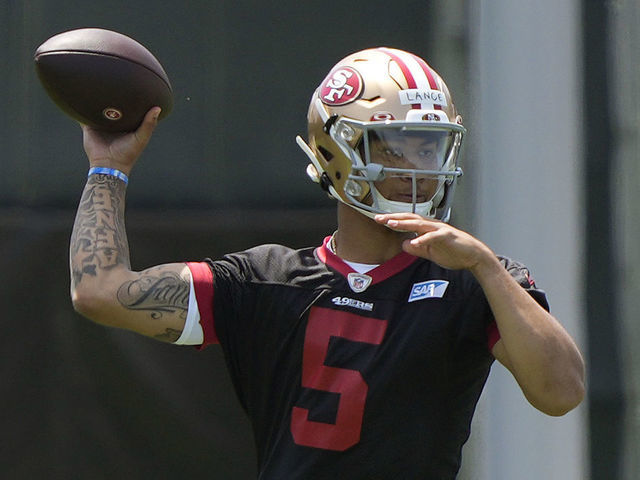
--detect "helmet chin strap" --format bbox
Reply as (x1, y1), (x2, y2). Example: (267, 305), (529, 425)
(369, 185), (435, 218)
(297, 135), (324, 182)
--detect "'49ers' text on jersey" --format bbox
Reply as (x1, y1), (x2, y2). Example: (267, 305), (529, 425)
(185, 237), (549, 480)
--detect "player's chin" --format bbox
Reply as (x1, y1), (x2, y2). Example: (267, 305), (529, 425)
(388, 193), (428, 203)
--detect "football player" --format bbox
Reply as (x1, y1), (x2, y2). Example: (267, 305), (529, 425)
(70, 47), (585, 479)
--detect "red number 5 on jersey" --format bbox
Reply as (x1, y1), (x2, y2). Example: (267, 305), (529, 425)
(290, 307), (388, 451)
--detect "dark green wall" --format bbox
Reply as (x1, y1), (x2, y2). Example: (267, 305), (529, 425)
(4, 0), (436, 210)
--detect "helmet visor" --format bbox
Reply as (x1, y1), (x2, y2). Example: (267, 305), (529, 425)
(363, 126), (455, 172)
(329, 118), (464, 219)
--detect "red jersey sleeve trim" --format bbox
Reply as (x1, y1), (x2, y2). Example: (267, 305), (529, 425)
(487, 321), (500, 352)
(186, 262), (219, 346)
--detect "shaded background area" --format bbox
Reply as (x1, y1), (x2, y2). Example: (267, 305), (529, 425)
(4, 0), (444, 211)
(2, 0), (639, 478)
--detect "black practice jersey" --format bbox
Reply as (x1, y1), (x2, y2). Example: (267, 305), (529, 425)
(187, 237), (549, 480)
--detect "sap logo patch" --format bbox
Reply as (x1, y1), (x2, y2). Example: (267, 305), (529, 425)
(408, 280), (449, 303)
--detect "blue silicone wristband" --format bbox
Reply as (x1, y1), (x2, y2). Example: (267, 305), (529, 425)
(88, 167), (129, 185)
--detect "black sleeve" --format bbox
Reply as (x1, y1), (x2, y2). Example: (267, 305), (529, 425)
(498, 255), (550, 312)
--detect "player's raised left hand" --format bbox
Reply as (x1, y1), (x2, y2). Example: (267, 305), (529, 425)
(374, 213), (495, 272)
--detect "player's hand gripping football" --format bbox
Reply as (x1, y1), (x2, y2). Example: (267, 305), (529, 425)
(81, 107), (161, 174)
(375, 213), (495, 273)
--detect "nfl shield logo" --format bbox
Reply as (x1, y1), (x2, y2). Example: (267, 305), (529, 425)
(347, 273), (373, 293)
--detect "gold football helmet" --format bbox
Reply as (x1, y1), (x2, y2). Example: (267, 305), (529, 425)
(297, 47), (465, 221)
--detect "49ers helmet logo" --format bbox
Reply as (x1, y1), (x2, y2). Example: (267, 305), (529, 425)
(320, 66), (363, 106)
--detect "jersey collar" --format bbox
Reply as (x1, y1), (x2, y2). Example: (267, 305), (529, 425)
(316, 236), (418, 285)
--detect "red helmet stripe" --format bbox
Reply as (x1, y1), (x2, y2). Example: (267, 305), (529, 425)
(413, 55), (439, 90)
(414, 55), (443, 111)
(378, 48), (419, 109)
(379, 47), (417, 89)
(378, 47), (443, 111)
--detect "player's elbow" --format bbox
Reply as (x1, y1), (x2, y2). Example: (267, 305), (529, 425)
(71, 284), (92, 315)
(71, 282), (119, 328)
(72, 284), (102, 321)
(531, 374), (586, 417)
(539, 391), (584, 417)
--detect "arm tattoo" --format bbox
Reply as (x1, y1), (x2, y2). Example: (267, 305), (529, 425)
(155, 328), (185, 342)
(116, 271), (189, 320)
(117, 267), (190, 343)
(117, 271), (189, 342)
(70, 174), (130, 287)
(70, 175), (190, 343)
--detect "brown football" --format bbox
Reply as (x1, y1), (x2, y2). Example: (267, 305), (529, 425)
(34, 28), (173, 132)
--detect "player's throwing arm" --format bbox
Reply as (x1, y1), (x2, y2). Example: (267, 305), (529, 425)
(70, 109), (191, 342)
